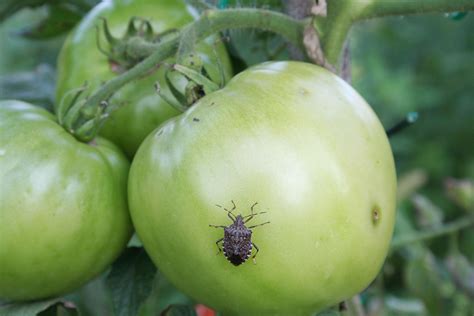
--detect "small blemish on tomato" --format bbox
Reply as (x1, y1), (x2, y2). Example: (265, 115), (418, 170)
(371, 206), (381, 225)
(299, 88), (309, 96)
(156, 129), (163, 137)
(193, 117), (200, 122)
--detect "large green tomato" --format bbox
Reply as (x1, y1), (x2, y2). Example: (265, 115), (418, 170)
(129, 61), (397, 315)
(0, 100), (132, 301)
(55, 0), (232, 158)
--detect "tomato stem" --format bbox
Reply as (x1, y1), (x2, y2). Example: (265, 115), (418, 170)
(72, 1), (473, 142)
(390, 215), (474, 251)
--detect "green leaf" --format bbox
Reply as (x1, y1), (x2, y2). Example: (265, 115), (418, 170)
(445, 12), (468, 21)
(0, 299), (78, 316)
(404, 250), (453, 315)
(0, 64), (55, 111)
(314, 306), (342, 315)
(396, 169), (428, 202)
(445, 178), (474, 214)
(0, 0), (48, 22)
(411, 194), (444, 229)
(160, 304), (196, 316)
(18, 5), (82, 39)
(105, 247), (157, 316)
(445, 252), (474, 299)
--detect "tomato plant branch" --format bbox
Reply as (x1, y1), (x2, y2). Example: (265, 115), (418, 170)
(390, 215), (474, 251)
(319, 0), (474, 66)
(353, 0), (474, 20)
(80, 9), (304, 139)
(177, 9), (305, 62)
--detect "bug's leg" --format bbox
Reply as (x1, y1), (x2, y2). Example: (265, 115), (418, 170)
(251, 242), (260, 264)
(243, 202), (268, 223)
(244, 202), (258, 222)
(215, 238), (224, 254)
(209, 224), (226, 228)
(248, 221), (270, 229)
(243, 212), (267, 222)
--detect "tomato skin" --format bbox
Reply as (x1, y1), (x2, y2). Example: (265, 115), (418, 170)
(129, 61), (397, 315)
(0, 100), (132, 301)
(55, 0), (232, 158)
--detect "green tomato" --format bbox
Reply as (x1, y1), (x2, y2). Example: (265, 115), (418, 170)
(55, 0), (232, 158)
(129, 61), (397, 315)
(0, 100), (132, 301)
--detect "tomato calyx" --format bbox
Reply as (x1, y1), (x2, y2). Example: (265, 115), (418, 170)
(96, 17), (178, 72)
(56, 84), (108, 142)
(156, 53), (224, 112)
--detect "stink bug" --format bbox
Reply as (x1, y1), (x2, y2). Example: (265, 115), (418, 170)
(209, 201), (270, 266)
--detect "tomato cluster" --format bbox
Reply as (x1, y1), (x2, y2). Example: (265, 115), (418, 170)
(0, 0), (397, 315)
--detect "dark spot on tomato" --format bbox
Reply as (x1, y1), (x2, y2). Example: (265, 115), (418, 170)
(371, 205), (381, 225)
(193, 117), (200, 122)
(156, 129), (163, 137)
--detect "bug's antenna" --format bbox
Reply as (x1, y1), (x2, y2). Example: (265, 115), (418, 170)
(216, 202), (237, 221)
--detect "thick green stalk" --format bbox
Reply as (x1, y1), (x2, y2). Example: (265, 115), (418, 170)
(320, 0), (474, 68)
(177, 8), (305, 62)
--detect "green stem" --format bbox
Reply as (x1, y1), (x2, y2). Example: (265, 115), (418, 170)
(321, 0), (474, 65)
(177, 8), (305, 63)
(391, 215), (474, 251)
(354, 0), (474, 20)
(77, 2), (473, 141)
(84, 8), (304, 114)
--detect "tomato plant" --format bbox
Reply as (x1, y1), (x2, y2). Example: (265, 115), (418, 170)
(0, 100), (132, 301)
(128, 61), (397, 315)
(55, 0), (232, 157)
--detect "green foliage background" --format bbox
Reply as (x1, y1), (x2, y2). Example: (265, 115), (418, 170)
(0, 2), (472, 316)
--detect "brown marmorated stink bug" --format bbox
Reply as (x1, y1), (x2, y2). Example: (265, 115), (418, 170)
(209, 201), (270, 266)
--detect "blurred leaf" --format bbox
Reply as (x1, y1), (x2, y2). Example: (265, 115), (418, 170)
(0, 299), (78, 316)
(0, 0), (48, 21)
(445, 12), (468, 21)
(39, 302), (79, 316)
(445, 178), (474, 213)
(0, 0), (98, 22)
(397, 169), (428, 202)
(65, 275), (113, 316)
(18, 4), (81, 39)
(138, 271), (193, 316)
(459, 228), (474, 263)
(0, 64), (55, 111)
(411, 194), (444, 229)
(314, 307), (341, 316)
(404, 250), (453, 315)
(106, 247), (157, 316)
(127, 234), (143, 248)
(384, 295), (426, 315)
(445, 252), (474, 299)
(160, 305), (196, 316)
